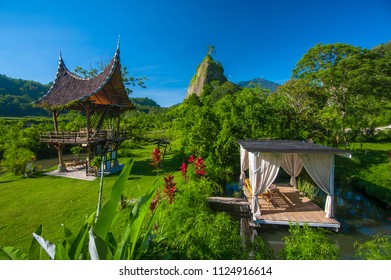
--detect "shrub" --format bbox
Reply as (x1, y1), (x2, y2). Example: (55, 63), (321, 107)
(280, 224), (339, 260)
(354, 234), (391, 260)
(1, 147), (36, 175)
(155, 179), (244, 259)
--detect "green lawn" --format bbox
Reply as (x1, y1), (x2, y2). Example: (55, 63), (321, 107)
(0, 144), (182, 254)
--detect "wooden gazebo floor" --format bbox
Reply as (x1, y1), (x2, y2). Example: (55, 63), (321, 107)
(243, 183), (340, 230)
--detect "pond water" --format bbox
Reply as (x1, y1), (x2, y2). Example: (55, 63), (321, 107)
(257, 178), (391, 259)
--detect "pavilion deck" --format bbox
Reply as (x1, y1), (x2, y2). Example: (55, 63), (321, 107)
(243, 182), (340, 230)
(39, 130), (131, 144)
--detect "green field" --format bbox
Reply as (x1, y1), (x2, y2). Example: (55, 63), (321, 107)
(0, 144), (182, 254)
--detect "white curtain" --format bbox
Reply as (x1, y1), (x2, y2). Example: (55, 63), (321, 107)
(281, 153), (303, 187)
(239, 145), (249, 186)
(249, 152), (282, 220)
(299, 154), (333, 218)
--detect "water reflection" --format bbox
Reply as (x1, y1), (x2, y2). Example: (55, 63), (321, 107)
(335, 181), (391, 237)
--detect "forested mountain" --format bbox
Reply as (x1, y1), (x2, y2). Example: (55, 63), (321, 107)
(0, 74), (50, 116)
(0, 74), (164, 116)
(237, 77), (279, 92)
(130, 97), (161, 113)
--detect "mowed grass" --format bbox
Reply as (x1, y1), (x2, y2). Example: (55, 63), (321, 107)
(0, 144), (181, 254)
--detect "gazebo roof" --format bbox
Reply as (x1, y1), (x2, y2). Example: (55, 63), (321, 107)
(238, 140), (351, 157)
(36, 43), (132, 110)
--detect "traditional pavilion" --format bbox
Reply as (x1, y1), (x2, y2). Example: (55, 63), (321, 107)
(238, 140), (351, 230)
(36, 41), (132, 175)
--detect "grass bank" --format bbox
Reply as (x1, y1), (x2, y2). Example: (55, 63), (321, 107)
(337, 142), (391, 206)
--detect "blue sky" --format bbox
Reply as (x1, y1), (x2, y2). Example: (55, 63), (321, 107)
(0, 0), (390, 107)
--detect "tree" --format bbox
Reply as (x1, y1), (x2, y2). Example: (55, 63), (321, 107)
(291, 43), (385, 146)
(276, 79), (324, 140)
(74, 62), (147, 94)
(207, 45), (216, 56)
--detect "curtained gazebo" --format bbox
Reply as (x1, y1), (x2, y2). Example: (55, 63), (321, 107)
(238, 140), (351, 228)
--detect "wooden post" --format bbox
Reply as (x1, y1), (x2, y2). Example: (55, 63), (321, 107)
(85, 103), (93, 170)
(329, 155), (335, 218)
(85, 103), (91, 140)
(117, 110), (121, 137)
(52, 109), (66, 172)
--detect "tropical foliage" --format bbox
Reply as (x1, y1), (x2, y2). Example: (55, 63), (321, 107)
(354, 234), (391, 260)
(280, 224), (339, 260)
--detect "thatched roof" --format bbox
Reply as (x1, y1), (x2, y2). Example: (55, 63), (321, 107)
(238, 140), (351, 157)
(36, 44), (132, 110)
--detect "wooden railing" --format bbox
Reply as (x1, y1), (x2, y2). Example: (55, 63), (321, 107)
(39, 130), (131, 144)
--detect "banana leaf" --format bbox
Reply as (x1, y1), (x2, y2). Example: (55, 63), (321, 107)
(54, 242), (70, 260)
(129, 184), (157, 258)
(33, 233), (56, 260)
(93, 159), (134, 241)
(28, 224), (43, 260)
(0, 247), (27, 260)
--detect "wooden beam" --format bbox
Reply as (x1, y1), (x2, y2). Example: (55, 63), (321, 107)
(254, 219), (340, 231)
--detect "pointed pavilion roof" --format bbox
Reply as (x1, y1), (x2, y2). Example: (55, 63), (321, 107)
(36, 43), (133, 110)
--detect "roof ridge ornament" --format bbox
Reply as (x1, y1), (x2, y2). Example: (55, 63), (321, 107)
(115, 35), (120, 58)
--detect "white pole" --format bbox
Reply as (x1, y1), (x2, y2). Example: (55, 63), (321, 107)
(329, 155), (335, 218)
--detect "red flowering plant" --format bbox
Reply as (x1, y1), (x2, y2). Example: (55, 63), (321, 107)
(163, 174), (177, 204)
(149, 189), (160, 212)
(150, 148), (161, 175)
(188, 155), (195, 164)
(182, 155), (207, 181)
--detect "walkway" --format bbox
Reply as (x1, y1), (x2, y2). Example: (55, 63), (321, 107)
(44, 164), (124, 181)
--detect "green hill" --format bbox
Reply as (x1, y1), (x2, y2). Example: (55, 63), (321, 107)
(0, 74), (50, 116)
(130, 97), (161, 113)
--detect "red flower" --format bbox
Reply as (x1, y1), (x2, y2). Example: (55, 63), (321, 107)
(181, 162), (188, 174)
(151, 148), (161, 164)
(163, 175), (177, 204)
(149, 190), (160, 211)
(194, 157), (206, 177)
(195, 168), (206, 176)
(181, 162), (188, 179)
(188, 155), (195, 163)
(149, 198), (158, 211)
